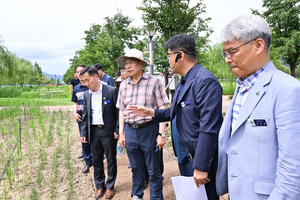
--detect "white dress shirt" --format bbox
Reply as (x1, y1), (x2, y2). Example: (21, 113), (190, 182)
(89, 83), (104, 125)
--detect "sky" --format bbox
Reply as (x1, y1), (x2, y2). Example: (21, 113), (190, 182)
(0, 0), (263, 76)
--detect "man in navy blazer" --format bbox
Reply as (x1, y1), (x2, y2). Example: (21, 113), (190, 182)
(80, 66), (119, 199)
(128, 34), (223, 200)
(216, 15), (300, 199)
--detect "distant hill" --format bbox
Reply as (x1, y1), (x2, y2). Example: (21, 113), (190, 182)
(43, 72), (64, 82)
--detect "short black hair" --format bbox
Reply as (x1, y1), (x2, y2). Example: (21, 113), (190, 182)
(93, 63), (103, 71)
(119, 66), (125, 70)
(164, 34), (197, 60)
(79, 66), (99, 77)
(75, 65), (85, 72)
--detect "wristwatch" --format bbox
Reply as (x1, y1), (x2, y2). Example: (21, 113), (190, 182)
(158, 133), (166, 137)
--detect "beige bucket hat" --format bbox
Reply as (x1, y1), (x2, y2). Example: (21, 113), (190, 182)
(116, 49), (149, 67)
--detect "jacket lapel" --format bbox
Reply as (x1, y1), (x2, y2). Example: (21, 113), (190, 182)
(102, 84), (107, 115)
(231, 63), (276, 135)
(177, 64), (199, 103)
(88, 92), (92, 120)
(171, 83), (180, 119)
(221, 86), (238, 140)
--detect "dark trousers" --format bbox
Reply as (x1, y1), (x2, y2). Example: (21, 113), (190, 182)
(90, 126), (117, 189)
(77, 121), (92, 165)
(144, 148), (164, 180)
(125, 123), (163, 200)
(205, 177), (219, 200)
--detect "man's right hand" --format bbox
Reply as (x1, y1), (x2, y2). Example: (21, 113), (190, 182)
(81, 137), (87, 143)
(127, 105), (154, 118)
(119, 134), (126, 149)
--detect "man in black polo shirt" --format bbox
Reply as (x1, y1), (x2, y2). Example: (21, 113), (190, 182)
(70, 71), (80, 94)
(71, 65), (93, 173)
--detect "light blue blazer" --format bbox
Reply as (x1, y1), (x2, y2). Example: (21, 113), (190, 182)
(216, 61), (300, 199)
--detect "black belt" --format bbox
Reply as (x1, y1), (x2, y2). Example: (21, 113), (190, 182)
(126, 120), (154, 129)
(92, 124), (105, 129)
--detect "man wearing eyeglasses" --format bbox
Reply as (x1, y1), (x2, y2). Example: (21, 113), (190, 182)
(216, 15), (300, 200)
(116, 49), (169, 200)
(127, 34), (223, 200)
(80, 66), (119, 199)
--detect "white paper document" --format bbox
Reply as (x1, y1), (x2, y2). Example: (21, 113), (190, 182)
(171, 176), (208, 200)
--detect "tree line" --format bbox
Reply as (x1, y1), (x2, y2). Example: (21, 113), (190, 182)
(1, 0), (299, 87)
(64, 0), (300, 84)
(0, 36), (59, 88)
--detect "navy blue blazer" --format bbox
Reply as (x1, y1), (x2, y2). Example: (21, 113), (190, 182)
(155, 63), (223, 176)
(81, 84), (119, 143)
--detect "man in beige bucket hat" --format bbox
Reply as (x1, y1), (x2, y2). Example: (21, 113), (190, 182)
(116, 49), (169, 200)
(116, 49), (149, 68)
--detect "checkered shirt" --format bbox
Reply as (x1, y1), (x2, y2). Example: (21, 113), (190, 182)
(117, 71), (169, 124)
(231, 64), (267, 131)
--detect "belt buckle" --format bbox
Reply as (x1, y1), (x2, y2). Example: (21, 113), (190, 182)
(97, 125), (103, 129)
(131, 124), (138, 128)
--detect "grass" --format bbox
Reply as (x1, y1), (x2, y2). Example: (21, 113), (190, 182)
(0, 85), (73, 106)
(0, 98), (73, 106)
(219, 79), (236, 96)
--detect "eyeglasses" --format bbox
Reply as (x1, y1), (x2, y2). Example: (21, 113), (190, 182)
(124, 61), (135, 67)
(167, 52), (180, 60)
(220, 39), (257, 59)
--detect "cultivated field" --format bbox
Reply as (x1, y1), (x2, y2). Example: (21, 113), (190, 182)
(0, 105), (229, 200)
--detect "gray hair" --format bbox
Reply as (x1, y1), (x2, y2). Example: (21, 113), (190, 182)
(219, 15), (272, 53)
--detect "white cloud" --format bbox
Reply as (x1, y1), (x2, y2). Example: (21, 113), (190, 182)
(0, 0), (263, 75)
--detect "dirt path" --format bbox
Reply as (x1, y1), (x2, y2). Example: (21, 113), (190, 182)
(69, 129), (228, 200)
(45, 96), (232, 199)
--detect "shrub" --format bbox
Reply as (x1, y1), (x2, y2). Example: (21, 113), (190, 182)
(0, 87), (22, 98)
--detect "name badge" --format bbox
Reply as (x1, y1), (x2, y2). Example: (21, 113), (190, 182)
(104, 100), (111, 105)
(248, 119), (267, 126)
(181, 99), (191, 107)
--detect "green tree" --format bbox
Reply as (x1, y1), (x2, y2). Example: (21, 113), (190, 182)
(201, 43), (235, 80)
(32, 62), (45, 97)
(74, 10), (144, 79)
(252, 0), (300, 77)
(138, 0), (213, 71)
(64, 52), (81, 84)
(50, 77), (56, 84)
(14, 57), (34, 88)
(0, 38), (9, 86)
(103, 10), (144, 78)
(0, 36), (15, 80)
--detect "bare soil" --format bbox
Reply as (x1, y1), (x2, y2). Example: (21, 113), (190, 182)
(0, 95), (231, 199)
(46, 95), (231, 200)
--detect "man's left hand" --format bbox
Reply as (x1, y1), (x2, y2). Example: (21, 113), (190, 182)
(156, 135), (166, 150)
(114, 133), (119, 140)
(194, 169), (210, 188)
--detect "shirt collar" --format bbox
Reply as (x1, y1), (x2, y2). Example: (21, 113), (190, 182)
(89, 82), (103, 94)
(100, 73), (106, 80)
(128, 70), (147, 84)
(79, 83), (87, 88)
(182, 67), (193, 83)
(236, 61), (269, 89)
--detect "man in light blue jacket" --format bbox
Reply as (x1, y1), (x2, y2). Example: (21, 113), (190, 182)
(216, 15), (300, 199)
